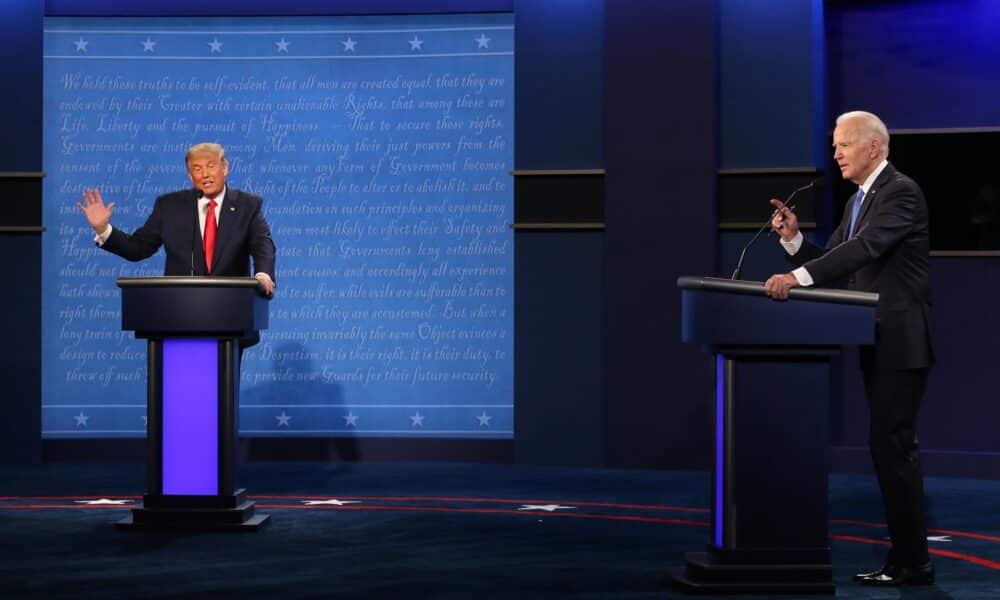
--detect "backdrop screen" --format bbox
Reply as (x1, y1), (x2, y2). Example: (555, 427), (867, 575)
(42, 15), (514, 438)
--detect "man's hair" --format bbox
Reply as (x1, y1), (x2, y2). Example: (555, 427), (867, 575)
(836, 111), (890, 159)
(185, 142), (227, 165)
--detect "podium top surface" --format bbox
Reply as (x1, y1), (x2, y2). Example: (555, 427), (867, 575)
(117, 276), (261, 289)
(678, 276), (877, 307)
(117, 276), (268, 335)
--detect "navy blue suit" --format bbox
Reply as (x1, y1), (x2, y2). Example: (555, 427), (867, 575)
(101, 187), (275, 280)
(788, 163), (932, 567)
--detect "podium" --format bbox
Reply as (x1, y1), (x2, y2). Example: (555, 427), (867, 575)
(114, 277), (270, 530)
(671, 277), (877, 594)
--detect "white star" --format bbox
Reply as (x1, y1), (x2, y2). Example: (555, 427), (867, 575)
(141, 415), (148, 426)
(275, 38), (290, 53)
(276, 411), (292, 427)
(408, 35), (424, 51)
(475, 34), (491, 49)
(341, 37), (357, 52)
(207, 38), (223, 53)
(410, 412), (425, 427)
(475, 412), (492, 427)
(140, 38), (156, 52)
(73, 412), (89, 427)
(75, 498), (133, 505)
(73, 38), (89, 53)
(301, 499), (361, 506)
(343, 412), (359, 427)
(517, 504), (576, 512)
(928, 535), (952, 543)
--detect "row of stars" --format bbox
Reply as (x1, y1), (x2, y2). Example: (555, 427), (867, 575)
(32, 501), (973, 536)
(72, 498), (577, 511)
(70, 411), (496, 428)
(273, 410), (493, 427)
(71, 34), (493, 54)
(63, 501), (968, 535)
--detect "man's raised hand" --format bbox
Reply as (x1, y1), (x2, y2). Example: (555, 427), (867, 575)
(769, 198), (799, 242)
(77, 188), (115, 234)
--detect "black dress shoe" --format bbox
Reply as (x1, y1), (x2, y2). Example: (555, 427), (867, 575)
(853, 564), (893, 582)
(860, 562), (935, 586)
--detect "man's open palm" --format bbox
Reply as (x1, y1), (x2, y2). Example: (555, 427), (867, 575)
(77, 188), (115, 234)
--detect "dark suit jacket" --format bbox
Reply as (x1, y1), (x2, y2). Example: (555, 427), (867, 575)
(788, 163), (933, 370)
(102, 187), (276, 280)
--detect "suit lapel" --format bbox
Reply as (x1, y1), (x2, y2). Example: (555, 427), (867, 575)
(854, 164), (895, 235)
(190, 191), (208, 275)
(211, 188), (239, 273)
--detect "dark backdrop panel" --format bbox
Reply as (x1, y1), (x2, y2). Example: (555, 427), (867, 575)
(0, 0), (43, 464)
(1, 1), (43, 171)
(0, 234), (42, 464)
(604, 1), (715, 469)
(514, 0), (603, 169)
(511, 0), (606, 466)
(826, 0), (1000, 129)
(514, 231), (605, 467)
(46, 0), (512, 16)
(719, 0), (825, 169)
(717, 171), (823, 226)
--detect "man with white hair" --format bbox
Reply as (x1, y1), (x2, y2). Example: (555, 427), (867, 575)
(78, 142), (276, 297)
(765, 111), (934, 586)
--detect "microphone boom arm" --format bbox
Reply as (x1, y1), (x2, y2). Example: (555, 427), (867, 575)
(730, 179), (821, 280)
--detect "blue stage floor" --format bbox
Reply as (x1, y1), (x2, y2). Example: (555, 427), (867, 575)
(0, 461), (996, 599)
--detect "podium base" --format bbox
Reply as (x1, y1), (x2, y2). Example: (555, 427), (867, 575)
(669, 552), (835, 595)
(115, 512), (269, 531)
(115, 494), (270, 531)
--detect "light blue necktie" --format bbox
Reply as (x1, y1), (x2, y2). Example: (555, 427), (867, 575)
(848, 188), (864, 237)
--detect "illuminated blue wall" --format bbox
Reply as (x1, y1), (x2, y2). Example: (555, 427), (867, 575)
(42, 14), (514, 439)
(827, 0), (1000, 129)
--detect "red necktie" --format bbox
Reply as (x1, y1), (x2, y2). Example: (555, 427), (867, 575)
(203, 198), (217, 274)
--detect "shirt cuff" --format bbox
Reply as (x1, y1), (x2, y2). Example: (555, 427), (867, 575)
(779, 231), (804, 255)
(94, 225), (112, 246)
(791, 266), (814, 287)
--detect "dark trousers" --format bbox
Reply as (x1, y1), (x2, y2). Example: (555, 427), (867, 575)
(862, 367), (931, 567)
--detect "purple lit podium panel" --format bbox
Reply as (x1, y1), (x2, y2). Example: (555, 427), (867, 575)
(114, 277), (270, 531)
(671, 277), (877, 595)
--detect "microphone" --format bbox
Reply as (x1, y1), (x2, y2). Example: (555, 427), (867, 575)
(730, 178), (823, 280)
(192, 188), (203, 276)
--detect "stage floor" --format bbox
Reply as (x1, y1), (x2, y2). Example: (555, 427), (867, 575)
(0, 461), (997, 599)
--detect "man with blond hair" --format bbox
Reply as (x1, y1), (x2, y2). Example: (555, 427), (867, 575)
(764, 111), (934, 586)
(78, 142), (276, 297)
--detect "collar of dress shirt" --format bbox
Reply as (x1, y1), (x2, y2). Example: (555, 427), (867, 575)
(199, 186), (226, 210)
(859, 160), (888, 196)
